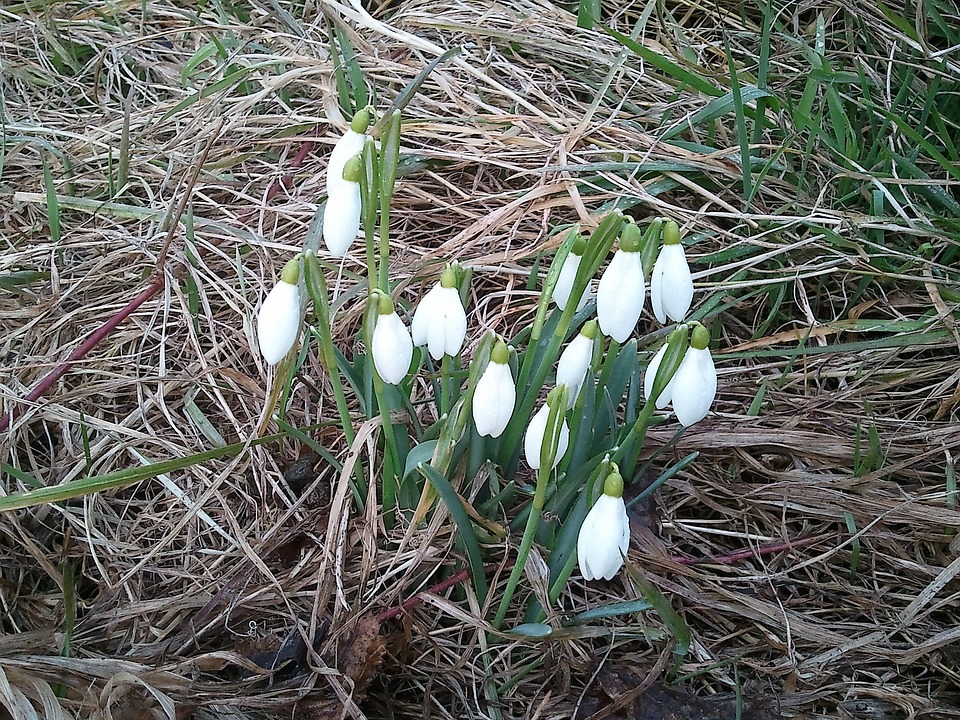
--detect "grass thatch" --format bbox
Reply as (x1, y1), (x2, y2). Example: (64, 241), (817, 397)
(2, 0), (959, 718)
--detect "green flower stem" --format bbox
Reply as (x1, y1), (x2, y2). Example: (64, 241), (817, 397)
(493, 387), (567, 629)
(547, 546), (579, 607)
(440, 353), (453, 418)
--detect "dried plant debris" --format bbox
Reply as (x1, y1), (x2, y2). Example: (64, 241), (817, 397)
(1, 0), (959, 718)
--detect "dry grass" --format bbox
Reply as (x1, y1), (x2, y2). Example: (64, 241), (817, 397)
(2, 0), (959, 718)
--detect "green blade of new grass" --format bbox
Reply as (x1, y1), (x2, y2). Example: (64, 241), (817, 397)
(0, 433), (284, 512)
(42, 156), (60, 243)
(601, 24), (723, 97)
(418, 463), (488, 605)
(723, 36), (752, 206)
(624, 563), (690, 658)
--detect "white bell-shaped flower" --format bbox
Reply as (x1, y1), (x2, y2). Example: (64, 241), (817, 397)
(323, 153), (363, 257)
(650, 220), (694, 324)
(371, 294), (413, 385)
(596, 224), (645, 343)
(671, 325), (717, 427)
(257, 257), (301, 366)
(552, 239), (592, 312)
(523, 388), (570, 470)
(411, 267), (468, 360)
(472, 340), (516, 438)
(643, 343), (675, 410)
(578, 469), (630, 581)
(556, 320), (597, 407)
(325, 109), (369, 199)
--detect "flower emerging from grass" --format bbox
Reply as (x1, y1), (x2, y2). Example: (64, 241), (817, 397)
(578, 468), (630, 581)
(472, 339), (515, 438)
(650, 220), (693, 324)
(597, 222), (644, 343)
(371, 293), (412, 385)
(412, 266), (468, 360)
(257, 257), (301, 366)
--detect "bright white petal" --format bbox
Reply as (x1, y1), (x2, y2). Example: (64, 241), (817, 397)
(643, 343), (675, 410)
(326, 130), (365, 199)
(425, 286), (467, 360)
(372, 312), (413, 385)
(652, 245), (693, 323)
(257, 281), (300, 366)
(577, 494), (629, 581)
(597, 251), (645, 342)
(671, 347), (717, 426)
(473, 362), (516, 438)
(322, 186), (361, 256)
(523, 403), (570, 470)
(553, 253), (587, 311)
(556, 333), (593, 406)
(412, 284), (443, 347)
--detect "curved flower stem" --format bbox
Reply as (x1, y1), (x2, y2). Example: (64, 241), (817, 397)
(440, 354), (453, 418)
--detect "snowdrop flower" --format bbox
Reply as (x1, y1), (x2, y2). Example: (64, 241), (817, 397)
(556, 320), (597, 407)
(322, 109), (369, 257)
(552, 237), (592, 312)
(650, 220), (694, 324)
(322, 155), (363, 256)
(325, 108), (369, 199)
(671, 323), (717, 427)
(472, 340), (515, 438)
(411, 265), (468, 360)
(257, 257), (301, 366)
(371, 293), (413, 385)
(523, 387), (570, 470)
(597, 222), (645, 343)
(578, 468), (630, 581)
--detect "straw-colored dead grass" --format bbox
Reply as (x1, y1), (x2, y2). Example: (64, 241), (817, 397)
(2, 0), (959, 718)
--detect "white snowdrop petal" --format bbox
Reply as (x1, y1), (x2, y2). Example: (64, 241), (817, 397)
(651, 244), (693, 323)
(257, 281), (300, 366)
(472, 362), (516, 438)
(553, 253), (591, 312)
(372, 312), (413, 385)
(556, 333), (593, 406)
(671, 347), (717, 427)
(411, 284), (442, 347)
(597, 251), (645, 343)
(523, 403), (570, 470)
(643, 343), (675, 410)
(322, 186), (361, 256)
(577, 494), (630, 581)
(326, 129), (365, 199)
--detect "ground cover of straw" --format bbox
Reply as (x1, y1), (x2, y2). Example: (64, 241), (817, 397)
(2, 0), (959, 718)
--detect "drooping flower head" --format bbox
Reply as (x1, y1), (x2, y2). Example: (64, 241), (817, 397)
(650, 220), (694, 324)
(412, 264), (468, 361)
(524, 385), (570, 470)
(472, 339), (516, 438)
(552, 236), (592, 312)
(578, 467), (630, 581)
(257, 256), (301, 366)
(671, 322), (717, 427)
(556, 319), (598, 407)
(371, 292), (413, 385)
(597, 221), (645, 343)
(322, 108), (370, 257)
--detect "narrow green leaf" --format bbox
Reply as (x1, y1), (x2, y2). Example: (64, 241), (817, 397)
(418, 463), (488, 604)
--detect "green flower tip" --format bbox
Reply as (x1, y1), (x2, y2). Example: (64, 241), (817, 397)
(440, 265), (458, 289)
(491, 339), (510, 364)
(280, 257), (300, 285)
(663, 220), (681, 246)
(581, 319), (599, 339)
(690, 322), (709, 350)
(620, 221), (642, 253)
(342, 155), (362, 183)
(351, 106), (372, 134)
(602, 469), (624, 498)
(376, 293), (394, 315)
(546, 384), (567, 409)
(571, 236), (587, 256)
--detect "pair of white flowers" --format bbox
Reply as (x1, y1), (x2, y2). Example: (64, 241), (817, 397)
(645, 323), (717, 427)
(371, 266), (467, 384)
